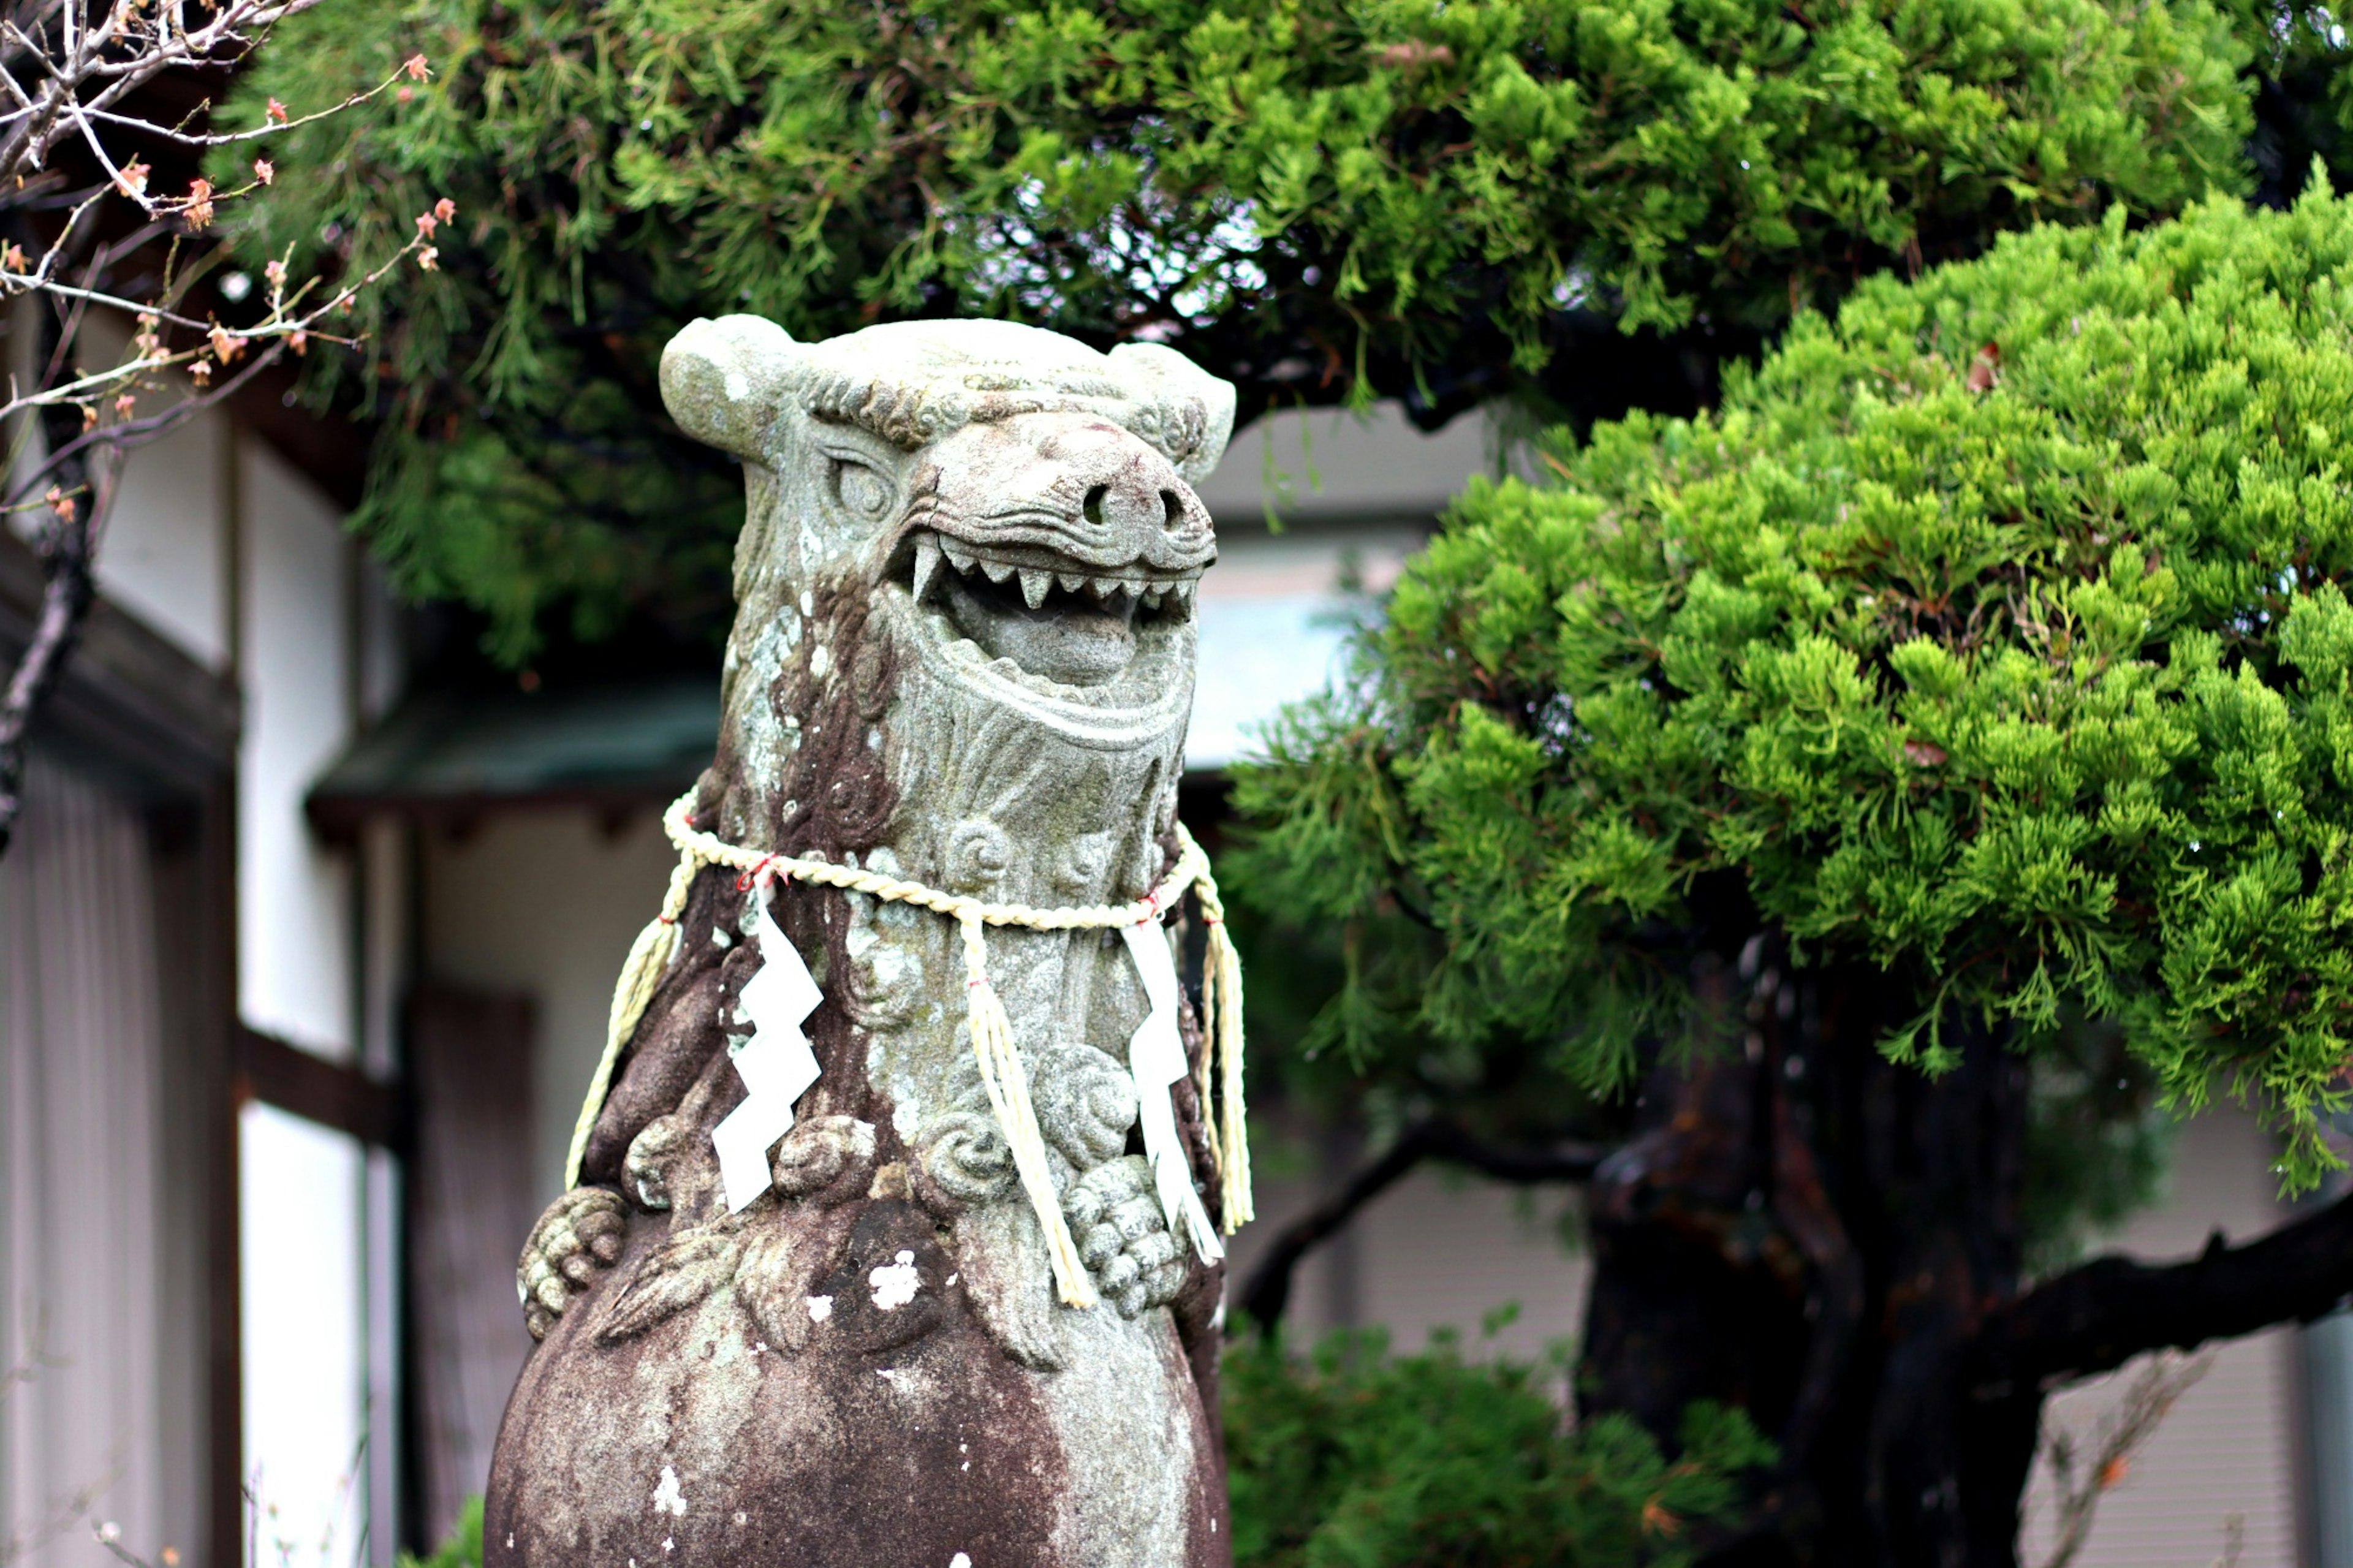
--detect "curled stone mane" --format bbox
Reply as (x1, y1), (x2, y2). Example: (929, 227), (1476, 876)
(789, 319), (1221, 471)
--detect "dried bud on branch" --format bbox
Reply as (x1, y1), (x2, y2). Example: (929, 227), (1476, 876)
(0, 0), (426, 862)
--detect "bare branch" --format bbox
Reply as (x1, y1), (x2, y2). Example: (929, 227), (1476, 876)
(2033, 1349), (2213, 1568)
(0, 0), (441, 863)
(70, 59), (412, 149)
(1237, 1118), (1612, 1330)
(0, 486), (94, 856)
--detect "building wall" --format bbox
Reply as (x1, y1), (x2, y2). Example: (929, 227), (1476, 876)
(1223, 1143), (1590, 1366)
(96, 412), (386, 1566)
(98, 413), (229, 670)
(231, 436), (380, 1564)
(1193, 400), (1515, 528)
(0, 759), (203, 1568)
(420, 809), (682, 1207)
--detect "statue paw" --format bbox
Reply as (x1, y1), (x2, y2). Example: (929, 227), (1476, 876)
(517, 1186), (628, 1340)
(1063, 1156), (1186, 1319)
(624, 1115), (689, 1211)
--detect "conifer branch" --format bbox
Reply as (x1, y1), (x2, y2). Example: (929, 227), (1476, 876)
(1237, 1118), (1613, 1331)
(1976, 1186), (2353, 1398)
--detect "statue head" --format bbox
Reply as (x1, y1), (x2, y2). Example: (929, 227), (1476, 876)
(662, 316), (1236, 892)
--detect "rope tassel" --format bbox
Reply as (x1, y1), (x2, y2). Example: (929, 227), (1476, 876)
(559, 791), (1254, 1309)
(963, 915), (1098, 1308)
(1195, 873), (1254, 1232)
(564, 851), (697, 1190)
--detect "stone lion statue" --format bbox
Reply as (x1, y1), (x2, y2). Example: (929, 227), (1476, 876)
(483, 316), (1239, 1567)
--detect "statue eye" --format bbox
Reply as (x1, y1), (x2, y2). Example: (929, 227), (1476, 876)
(833, 459), (890, 517)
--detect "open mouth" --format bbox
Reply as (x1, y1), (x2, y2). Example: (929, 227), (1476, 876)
(884, 526), (1203, 706)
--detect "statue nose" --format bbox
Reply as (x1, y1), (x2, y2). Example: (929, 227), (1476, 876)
(1039, 421), (1202, 542)
(1080, 471), (1191, 537)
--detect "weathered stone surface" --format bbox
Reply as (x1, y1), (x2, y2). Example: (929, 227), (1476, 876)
(487, 317), (1238, 1566)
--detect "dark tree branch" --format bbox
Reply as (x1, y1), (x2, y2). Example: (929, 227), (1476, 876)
(0, 322), (295, 858)
(1976, 1183), (2353, 1399)
(1236, 1118), (1613, 1331)
(0, 491), (93, 857)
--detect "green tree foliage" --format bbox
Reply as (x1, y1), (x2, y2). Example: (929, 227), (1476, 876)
(1224, 1326), (1771, 1567)
(1234, 187), (2353, 1190)
(401, 1498), (483, 1568)
(219, 0), (2249, 661)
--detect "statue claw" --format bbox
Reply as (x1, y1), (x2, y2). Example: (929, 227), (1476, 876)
(1061, 1156), (1188, 1320)
(517, 1186), (630, 1341)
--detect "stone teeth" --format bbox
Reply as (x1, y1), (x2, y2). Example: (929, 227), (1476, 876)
(1142, 588), (1165, 611)
(1018, 567), (1051, 609)
(1168, 580), (1197, 607)
(1056, 572), (1087, 594)
(942, 543), (977, 574)
(911, 537), (944, 604)
(981, 558), (1015, 585)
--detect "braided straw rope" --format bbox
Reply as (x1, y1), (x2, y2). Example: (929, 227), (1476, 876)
(563, 789), (1253, 1307)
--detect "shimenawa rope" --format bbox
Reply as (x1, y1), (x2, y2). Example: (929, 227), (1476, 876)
(563, 789), (1253, 1307)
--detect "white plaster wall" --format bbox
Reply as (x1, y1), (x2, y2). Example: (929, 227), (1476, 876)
(224, 433), (370, 1562)
(237, 437), (355, 1058)
(85, 408), (379, 1563)
(95, 411), (229, 669)
(238, 1102), (369, 1567)
(1192, 400), (1514, 528)
(1189, 529), (1423, 770)
(420, 809), (681, 1205)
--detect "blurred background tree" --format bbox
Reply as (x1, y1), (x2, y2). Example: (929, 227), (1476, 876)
(219, 0), (2254, 663)
(218, 2), (2353, 1562)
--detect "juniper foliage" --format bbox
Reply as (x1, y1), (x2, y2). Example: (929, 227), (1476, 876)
(1223, 1327), (1772, 1567)
(218, 0), (2249, 661)
(1233, 188), (2353, 1191)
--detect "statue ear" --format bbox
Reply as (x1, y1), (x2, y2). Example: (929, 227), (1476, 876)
(662, 315), (800, 462)
(1107, 342), (1237, 485)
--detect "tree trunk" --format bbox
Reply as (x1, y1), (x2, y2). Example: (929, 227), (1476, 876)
(1580, 942), (2036, 1567)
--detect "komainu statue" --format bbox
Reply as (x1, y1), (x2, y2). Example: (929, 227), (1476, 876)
(485, 316), (1249, 1567)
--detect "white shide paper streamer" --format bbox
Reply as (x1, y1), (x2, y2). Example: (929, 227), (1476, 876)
(1120, 920), (1224, 1264)
(713, 885), (824, 1213)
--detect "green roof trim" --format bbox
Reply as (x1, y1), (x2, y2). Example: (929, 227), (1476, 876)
(307, 676), (717, 835)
